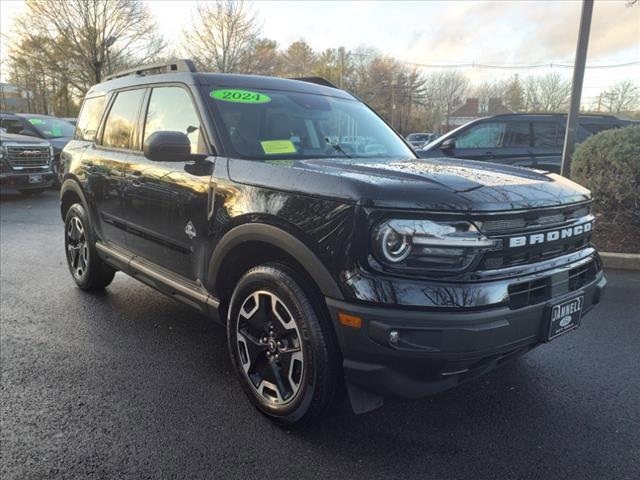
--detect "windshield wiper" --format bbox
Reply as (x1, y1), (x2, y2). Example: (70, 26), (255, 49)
(324, 137), (351, 158)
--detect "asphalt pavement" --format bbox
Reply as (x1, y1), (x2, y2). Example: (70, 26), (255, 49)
(1, 190), (639, 480)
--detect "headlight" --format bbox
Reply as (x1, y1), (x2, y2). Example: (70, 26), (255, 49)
(372, 219), (500, 273)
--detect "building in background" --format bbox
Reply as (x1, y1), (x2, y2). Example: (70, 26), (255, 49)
(443, 97), (513, 133)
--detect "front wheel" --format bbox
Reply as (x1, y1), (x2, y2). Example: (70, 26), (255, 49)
(227, 264), (342, 426)
(64, 203), (115, 291)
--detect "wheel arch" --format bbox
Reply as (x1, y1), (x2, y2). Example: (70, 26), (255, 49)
(207, 223), (344, 310)
(60, 178), (89, 222)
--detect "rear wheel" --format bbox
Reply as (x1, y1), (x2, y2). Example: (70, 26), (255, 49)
(227, 264), (341, 426)
(64, 203), (115, 291)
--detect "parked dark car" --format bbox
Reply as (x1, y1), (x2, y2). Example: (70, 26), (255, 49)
(60, 60), (605, 425)
(1, 130), (54, 195)
(406, 132), (437, 149)
(0, 113), (75, 187)
(418, 113), (638, 173)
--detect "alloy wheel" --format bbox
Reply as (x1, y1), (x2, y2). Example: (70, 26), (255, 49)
(235, 290), (305, 406)
(66, 216), (89, 280)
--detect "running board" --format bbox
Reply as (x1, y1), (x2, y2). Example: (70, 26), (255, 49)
(95, 241), (220, 320)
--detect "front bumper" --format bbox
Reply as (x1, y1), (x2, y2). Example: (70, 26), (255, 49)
(0, 171), (54, 191)
(327, 254), (606, 408)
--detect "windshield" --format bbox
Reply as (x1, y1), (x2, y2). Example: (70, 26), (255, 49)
(23, 116), (75, 139)
(207, 87), (415, 160)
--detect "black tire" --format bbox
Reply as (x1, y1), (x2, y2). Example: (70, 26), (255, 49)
(18, 188), (46, 196)
(227, 264), (342, 426)
(64, 203), (115, 291)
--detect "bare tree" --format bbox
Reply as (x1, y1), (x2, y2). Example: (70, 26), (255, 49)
(470, 79), (508, 109)
(430, 71), (469, 130)
(183, 1), (261, 73)
(241, 39), (281, 76)
(523, 72), (571, 112)
(601, 80), (640, 113)
(13, 0), (166, 92)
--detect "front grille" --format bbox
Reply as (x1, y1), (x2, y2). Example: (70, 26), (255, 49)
(508, 260), (597, 309)
(478, 204), (593, 270)
(6, 146), (50, 169)
(481, 233), (591, 269)
(482, 206), (589, 235)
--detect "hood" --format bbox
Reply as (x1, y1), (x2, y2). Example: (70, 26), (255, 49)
(48, 137), (72, 151)
(228, 156), (591, 212)
(0, 132), (50, 146)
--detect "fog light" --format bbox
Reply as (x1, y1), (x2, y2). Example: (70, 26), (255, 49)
(389, 330), (399, 345)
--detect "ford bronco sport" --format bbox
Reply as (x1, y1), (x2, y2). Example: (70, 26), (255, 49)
(60, 60), (606, 425)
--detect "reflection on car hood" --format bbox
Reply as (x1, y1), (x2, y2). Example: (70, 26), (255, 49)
(299, 157), (553, 191)
(228, 156), (592, 212)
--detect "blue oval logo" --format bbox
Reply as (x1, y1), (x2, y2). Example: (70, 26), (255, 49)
(559, 316), (572, 327)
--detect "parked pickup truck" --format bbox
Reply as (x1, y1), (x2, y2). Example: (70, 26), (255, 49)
(1, 130), (54, 195)
(60, 60), (606, 425)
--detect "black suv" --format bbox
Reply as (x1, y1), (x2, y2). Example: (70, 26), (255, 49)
(59, 60), (606, 425)
(418, 113), (638, 173)
(0, 113), (76, 187)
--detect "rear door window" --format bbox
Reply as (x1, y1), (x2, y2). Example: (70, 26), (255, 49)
(533, 122), (562, 147)
(101, 89), (145, 150)
(504, 122), (531, 147)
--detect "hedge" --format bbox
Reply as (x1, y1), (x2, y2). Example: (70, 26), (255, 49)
(571, 125), (640, 223)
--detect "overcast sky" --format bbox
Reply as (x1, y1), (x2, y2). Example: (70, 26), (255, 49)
(1, 0), (638, 100)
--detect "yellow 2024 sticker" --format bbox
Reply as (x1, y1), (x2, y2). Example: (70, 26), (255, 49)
(261, 140), (296, 155)
(210, 89), (271, 104)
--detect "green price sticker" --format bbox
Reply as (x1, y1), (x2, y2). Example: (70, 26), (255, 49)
(28, 118), (44, 125)
(210, 89), (271, 104)
(261, 140), (296, 155)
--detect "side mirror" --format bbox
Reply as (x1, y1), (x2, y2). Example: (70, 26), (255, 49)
(440, 138), (455, 153)
(143, 131), (191, 162)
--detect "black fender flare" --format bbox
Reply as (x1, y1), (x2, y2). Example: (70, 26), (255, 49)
(59, 178), (90, 222)
(207, 223), (344, 300)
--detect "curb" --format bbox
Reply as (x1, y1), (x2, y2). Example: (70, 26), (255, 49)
(599, 252), (640, 271)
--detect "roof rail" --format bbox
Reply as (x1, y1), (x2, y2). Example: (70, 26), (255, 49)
(290, 77), (339, 89)
(104, 59), (197, 82)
